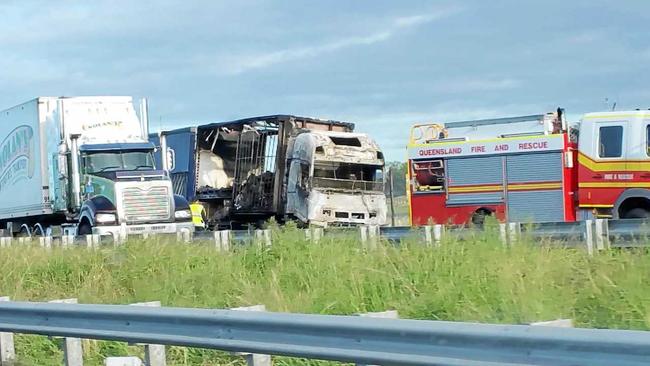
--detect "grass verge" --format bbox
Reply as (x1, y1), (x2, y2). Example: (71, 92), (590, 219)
(1, 223), (649, 365)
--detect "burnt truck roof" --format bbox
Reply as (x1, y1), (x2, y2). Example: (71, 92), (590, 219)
(159, 114), (355, 135)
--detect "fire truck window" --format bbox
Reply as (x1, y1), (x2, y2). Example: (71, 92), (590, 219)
(598, 126), (623, 158)
(412, 160), (445, 192)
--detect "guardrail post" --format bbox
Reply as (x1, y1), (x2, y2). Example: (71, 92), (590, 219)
(214, 230), (231, 251)
(120, 224), (128, 244)
(230, 305), (271, 366)
(356, 310), (399, 366)
(499, 223), (508, 246)
(424, 226), (433, 246)
(111, 232), (120, 246)
(40, 236), (53, 250)
(594, 219), (610, 250)
(62, 235), (75, 248)
(360, 226), (378, 249)
(49, 298), (83, 366)
(0, 297), (15, 365)
(370, 225), (379, 246)
(130, 301), (166, 366)
(507, 222), (521, 245)
(85, 235), (100, 250)
(305, 228), (323, 244)
(104, 356), (143, 366)
(0, 237), (11, 248)
(584, 219), (594, 256)
(176, 229), (191, 244)
(254, 230), (271, 247)
(433, 224), (444, 246)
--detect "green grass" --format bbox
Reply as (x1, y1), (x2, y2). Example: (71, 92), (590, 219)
(1, 223), (650, 365)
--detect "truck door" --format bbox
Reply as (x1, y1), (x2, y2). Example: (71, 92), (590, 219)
(621, 120), (650, 216)
(579, 122), (627, 211)
(286, 159), (309, 220)
(639, 122), (650, 185)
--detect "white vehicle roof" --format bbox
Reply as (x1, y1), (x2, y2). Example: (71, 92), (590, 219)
(582, 110), (650, 120)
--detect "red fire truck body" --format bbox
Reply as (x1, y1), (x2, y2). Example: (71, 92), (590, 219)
(407, 110), (650, 225)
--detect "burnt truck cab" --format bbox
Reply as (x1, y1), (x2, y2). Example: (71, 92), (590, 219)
(286, 131), (387, 226)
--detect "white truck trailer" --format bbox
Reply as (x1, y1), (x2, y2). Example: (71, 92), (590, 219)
(0, 96), (194, 237)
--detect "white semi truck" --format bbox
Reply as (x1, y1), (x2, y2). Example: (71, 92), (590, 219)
(0, 96), (194, 237)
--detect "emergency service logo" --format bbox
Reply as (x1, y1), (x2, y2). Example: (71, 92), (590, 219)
(0, 125), (35, 193)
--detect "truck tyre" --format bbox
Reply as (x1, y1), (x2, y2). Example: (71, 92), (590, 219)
(623, 208), (650, 219)
(471, 209), (492, 228)
(78, 222), (92, 236)
(32, 224), (44, 237)
(17, 226), (31, 238)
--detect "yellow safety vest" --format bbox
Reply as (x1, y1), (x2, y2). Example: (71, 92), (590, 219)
(189, 203), (206, 229)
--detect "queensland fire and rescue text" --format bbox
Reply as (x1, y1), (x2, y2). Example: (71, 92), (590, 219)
(412, 138), (560, 158)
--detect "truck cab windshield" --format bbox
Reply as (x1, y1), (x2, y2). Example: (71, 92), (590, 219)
(312, 161), (383, 192)
(82, 150), (155, 174)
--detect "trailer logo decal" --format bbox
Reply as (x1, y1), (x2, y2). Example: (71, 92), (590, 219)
(0, 125), (35, 192)
(82, 120), (124, 131)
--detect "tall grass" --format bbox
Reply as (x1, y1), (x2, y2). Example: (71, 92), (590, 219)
(1, 223), (649, 365)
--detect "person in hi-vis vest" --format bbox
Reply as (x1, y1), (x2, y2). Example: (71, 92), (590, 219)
(189, 202), (207, 229)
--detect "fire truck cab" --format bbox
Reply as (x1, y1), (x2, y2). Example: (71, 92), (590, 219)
(577, 110), (650, 219)
(407, 109), (650, 225)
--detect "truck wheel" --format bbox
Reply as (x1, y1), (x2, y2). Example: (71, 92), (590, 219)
(78, 223), (92, 236)
(17, 227), (31, 238)
(623, 208), (650, 219)
(471, 209), (491, 228)
(32, 224), (44, 237)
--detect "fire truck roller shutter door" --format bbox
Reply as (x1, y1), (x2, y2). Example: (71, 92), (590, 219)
(506, 152), (565, 222)
(446, 156), (504, 205)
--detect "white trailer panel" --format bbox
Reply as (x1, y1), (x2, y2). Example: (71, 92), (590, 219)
(0, 99), (50, 219)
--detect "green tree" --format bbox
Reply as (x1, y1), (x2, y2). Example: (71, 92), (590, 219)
(385, 161), (407, 197)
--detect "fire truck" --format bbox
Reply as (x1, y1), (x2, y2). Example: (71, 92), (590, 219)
(406, 109), (650, 225)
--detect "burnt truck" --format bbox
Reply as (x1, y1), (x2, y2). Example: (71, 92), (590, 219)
(151, 115), (387, 228)
(0, 96), (194, 237)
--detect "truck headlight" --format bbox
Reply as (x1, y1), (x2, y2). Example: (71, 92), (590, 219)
(174, 209), (192, 220)
(95, 213), (116, 224)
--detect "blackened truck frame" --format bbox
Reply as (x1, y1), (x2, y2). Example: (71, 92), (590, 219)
(154, 115), (355, 227)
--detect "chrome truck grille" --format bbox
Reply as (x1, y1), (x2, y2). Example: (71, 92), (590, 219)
(121, 186), (171, 223)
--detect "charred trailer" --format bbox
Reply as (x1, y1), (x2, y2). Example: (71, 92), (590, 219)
(153, 115), (387, 228)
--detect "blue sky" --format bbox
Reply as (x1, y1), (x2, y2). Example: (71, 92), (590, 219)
(1, 0), (649, 160)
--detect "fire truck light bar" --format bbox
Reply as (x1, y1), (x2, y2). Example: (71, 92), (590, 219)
(499, 132), (545, 138)
(445, 114), (545, 128)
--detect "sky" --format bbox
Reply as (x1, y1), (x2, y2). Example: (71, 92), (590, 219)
(1, 0), (649, 161)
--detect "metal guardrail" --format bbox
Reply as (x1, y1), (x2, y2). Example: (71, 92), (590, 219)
(0, 301), (650, 365)
(1, 219), (650, 251)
